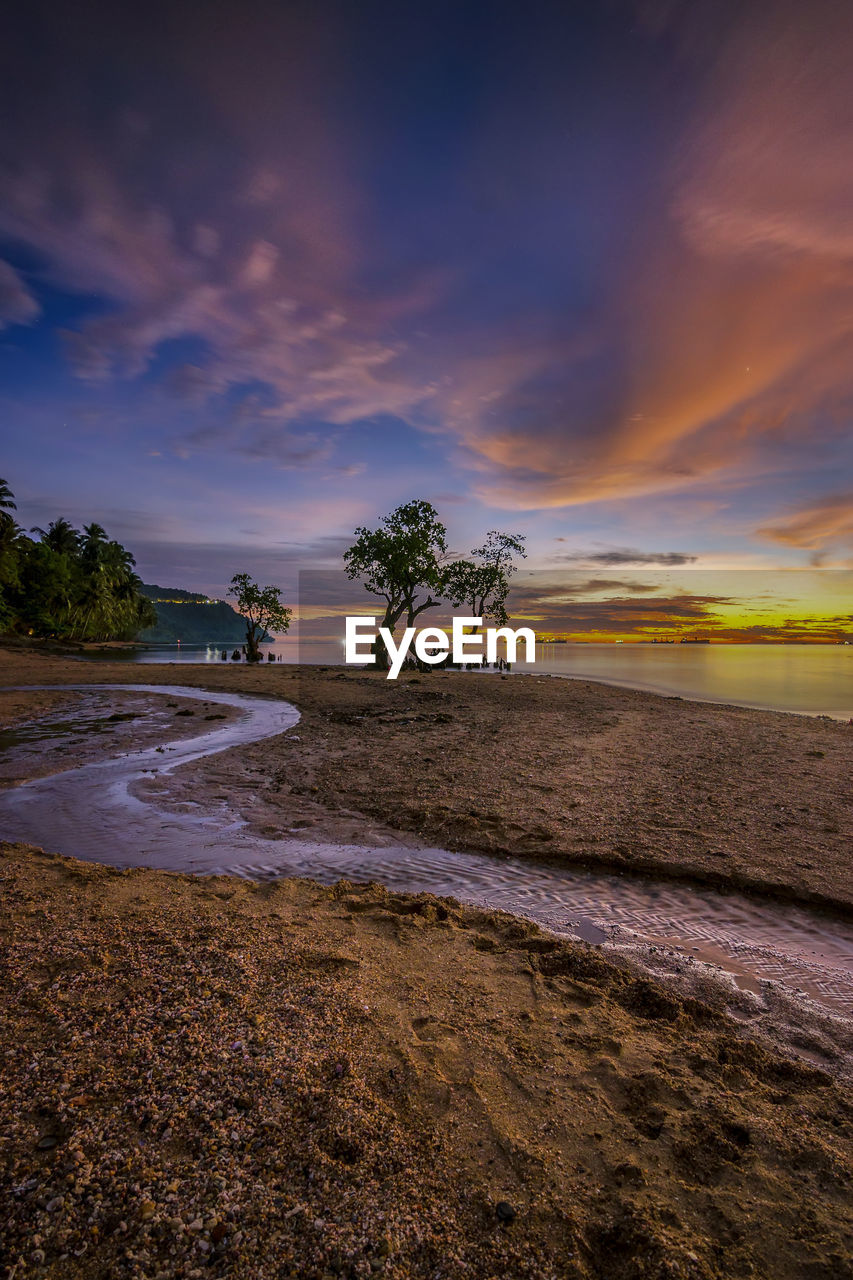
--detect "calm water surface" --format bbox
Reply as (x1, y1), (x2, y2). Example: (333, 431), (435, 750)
(87, 641), (852, 719)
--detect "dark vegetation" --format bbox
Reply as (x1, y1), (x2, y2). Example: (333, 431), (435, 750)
(0, 479), (156, 642)
(137, 586), (249, 645)
(343, 499), (526, 667)
(139, 583), (209, 603)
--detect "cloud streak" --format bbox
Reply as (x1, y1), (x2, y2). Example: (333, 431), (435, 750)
(758, 495), (853, 553)
(0, 0), (850, 566)
(554, 547), (698, 567)
(0, 260), (40, 330)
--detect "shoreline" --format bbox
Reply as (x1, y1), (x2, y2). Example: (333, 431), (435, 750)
(1, 646), (851, 917)
(12, 633), (850, 721)
(542, 668), (851, 723)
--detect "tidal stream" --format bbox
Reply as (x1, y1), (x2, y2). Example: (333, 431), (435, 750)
(2, 684), (851, 1018)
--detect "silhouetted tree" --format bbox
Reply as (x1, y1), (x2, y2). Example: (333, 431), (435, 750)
(31, 517), (80, 557)
(344, 499), (447, 667)
(0, 478), (16, 526)
(444, 530), (526, 630)
(228, 573), (292, 662)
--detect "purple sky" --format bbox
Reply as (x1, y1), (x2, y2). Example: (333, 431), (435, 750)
(1, 0), (851, 598)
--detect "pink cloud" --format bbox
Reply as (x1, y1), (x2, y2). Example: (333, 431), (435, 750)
(0, 260), (41, 330)
(435, 1), (853, 509)
(757, 495), (853, 551)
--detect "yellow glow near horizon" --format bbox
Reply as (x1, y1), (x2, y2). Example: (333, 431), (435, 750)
(512, 569), (852, 642)
(287, 569), (851, 644)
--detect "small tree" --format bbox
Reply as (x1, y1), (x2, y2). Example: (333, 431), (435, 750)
(344, 500), (447, 667)
(444, 530), (526, 630)
(228, 573), (292, 662)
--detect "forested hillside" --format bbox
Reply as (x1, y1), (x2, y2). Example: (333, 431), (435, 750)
(0, 480), (156, 641)
(138, 587), (249, 644)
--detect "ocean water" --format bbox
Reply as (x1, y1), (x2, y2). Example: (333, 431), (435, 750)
(520, 642), (852, 720)
(83, 640), (852, 720)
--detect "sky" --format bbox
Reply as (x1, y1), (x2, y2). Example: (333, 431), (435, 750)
(1, 0), (851, 637)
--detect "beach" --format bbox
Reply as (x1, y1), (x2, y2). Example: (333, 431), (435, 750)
(1, 648), (850, 912)
(1, 647), (852, 1279)
(6, 1), (853, 1274)
(2, 844), (852, 1280)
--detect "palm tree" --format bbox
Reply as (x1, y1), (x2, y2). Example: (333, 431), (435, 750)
(2, 499), (153, 641)
(0, 482), (23, 618)
(0, 479), (16, 530)
(31, 517), (80, 557)
(80, 522), (109, 572)
(71, 567), (113, 639)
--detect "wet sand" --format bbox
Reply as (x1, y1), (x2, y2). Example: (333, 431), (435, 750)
(0, 687), (241, 789)
(0, 687), (86, 730)
(2, 844), (852, 1280)
(3, 682), (851, 1038)
(1, 650), (852, 1277)
(1, 649), (850, 912)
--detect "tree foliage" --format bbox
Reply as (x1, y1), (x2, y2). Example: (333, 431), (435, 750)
(344, 504), (527, 668)
(343, 500), (448, 665)
(227, 572), (292, 662)
(0, 481), (157, 641)
(443, 530), (527, 629)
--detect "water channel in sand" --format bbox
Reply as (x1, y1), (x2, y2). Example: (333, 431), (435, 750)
(1, 684), (851, 1018)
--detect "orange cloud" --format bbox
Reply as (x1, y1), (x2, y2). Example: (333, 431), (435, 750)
(758, 495), (853, 551)
(451, 0), (853, 509)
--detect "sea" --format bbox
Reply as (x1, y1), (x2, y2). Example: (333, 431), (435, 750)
(82, 640), (852, 720)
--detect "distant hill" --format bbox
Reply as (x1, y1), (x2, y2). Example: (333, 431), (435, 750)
(139, 584), (211, 604)
(137, 584), (249, 644)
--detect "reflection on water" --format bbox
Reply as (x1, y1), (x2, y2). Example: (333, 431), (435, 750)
(83, 640), (852, 719)
(519, 643), (852, 719)
(2, 684), (852, 1016)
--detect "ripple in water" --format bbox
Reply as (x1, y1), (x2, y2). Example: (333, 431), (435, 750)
(1, 684), (851, 1016)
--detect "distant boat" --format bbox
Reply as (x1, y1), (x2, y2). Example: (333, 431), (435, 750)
(681, 636), (710, 644)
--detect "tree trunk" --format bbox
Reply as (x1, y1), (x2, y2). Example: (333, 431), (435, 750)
(405, 595), (441, 671)
(371, 601), (405, 670)
(245, 625), (262, 663)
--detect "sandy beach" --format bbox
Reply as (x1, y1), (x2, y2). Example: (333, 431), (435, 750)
(2, 844), (852, 1280)
(1, 647), (852, 1278)
(1, 648), (850, 912)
